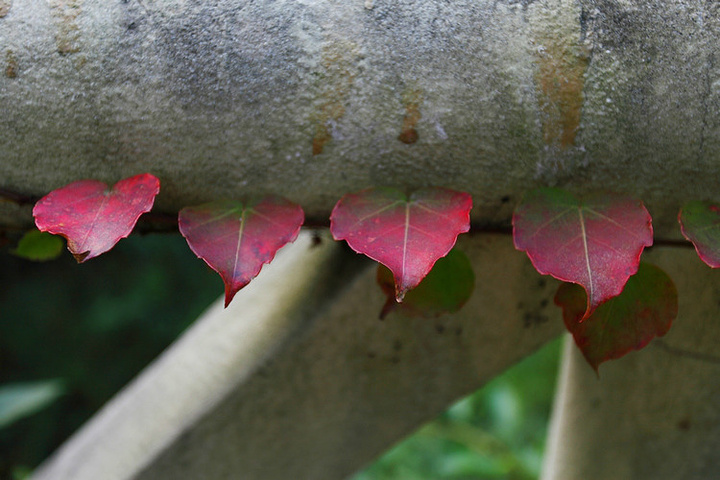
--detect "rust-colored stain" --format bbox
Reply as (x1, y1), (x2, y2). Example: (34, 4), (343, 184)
(311, 41), (357, 155)
(0, 0), (12, 18)
(535, 38), (589, 148)
(5, 49), (17, 78)
(312, 123), (332, 156)
(49, 0), (82, 55)
(398, 88), (422, 144)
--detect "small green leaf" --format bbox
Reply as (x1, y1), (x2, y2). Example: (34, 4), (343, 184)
(678, 201), (720, 267)
(0, 380), (65, 428)
(12, 230), (64, 261)
(555, 263), (677, 372)
(377, 248), (474, 319)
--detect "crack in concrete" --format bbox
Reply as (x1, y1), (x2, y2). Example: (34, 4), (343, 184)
(654, 339), (720, 366)
(696, 0), (715, 165)
(697, 51), (713, 164)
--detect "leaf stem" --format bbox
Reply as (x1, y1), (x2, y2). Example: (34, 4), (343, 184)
(0, 187), (699, 248)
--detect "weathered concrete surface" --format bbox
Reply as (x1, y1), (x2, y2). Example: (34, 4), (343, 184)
(0, 0), (719, 238)
(542, 246), (720, 480)
(30, 232), (563, 480)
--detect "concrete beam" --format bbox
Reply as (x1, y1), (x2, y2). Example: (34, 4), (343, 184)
(31, 231), (563, 480)
(1, 0), (719, 237)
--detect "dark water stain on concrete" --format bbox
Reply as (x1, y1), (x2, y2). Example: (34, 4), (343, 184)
(5, 50), (17, 78)
(535, 36), (589, 148)
(398, 88), (422, 144)
(312, 41), (358, 155)
(677, 417), (691, 431)
(312, 123), (332, 156)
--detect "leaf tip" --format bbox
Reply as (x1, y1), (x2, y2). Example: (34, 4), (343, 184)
(224, 286), (239, 308)
(72, 251), (90, 263)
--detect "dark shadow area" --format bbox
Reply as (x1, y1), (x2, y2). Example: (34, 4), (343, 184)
(0, 233), (220, 478)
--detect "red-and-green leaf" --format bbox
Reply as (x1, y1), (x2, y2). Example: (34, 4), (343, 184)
(555, 262), (677, 372)
(330, 187), (472, 301)
(377, 248), (474, 319)
(513, 188), (652, 319)
(178, 196), (304, 307)
(33, 173), (160, 262)
(678, 201), (720, 267)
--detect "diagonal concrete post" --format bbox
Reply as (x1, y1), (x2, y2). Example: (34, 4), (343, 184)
(31, 232), (562, 480)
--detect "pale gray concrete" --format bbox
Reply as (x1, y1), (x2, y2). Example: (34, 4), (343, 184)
(31, 232), (563, 480)
(0, 0), (718, 237)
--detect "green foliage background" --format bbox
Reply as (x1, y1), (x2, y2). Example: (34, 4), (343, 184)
(0, 233), (560, 479)
(0, 234), (220, 478)
(354, 339), (560, 480)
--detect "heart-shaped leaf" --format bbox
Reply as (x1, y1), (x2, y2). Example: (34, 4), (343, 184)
(330, 187), (472, 301)
(555, 262), (677, 372)
(33, 173), (160, 262)
(678, 201), (720, 267)
(513, 188), (652, 319)
(377, 247), (475, 319)
(178, 196), (304, 307)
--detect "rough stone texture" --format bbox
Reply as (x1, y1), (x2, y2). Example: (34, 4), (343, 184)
(0, 0), (718, 238)
(30, 232), (563, 480)
(542, 246), (720, 480)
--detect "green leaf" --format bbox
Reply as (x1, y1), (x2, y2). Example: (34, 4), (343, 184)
(0, 380), (65, 428)
(678, 200), (720, 267)
(555, 263), (677, 372)
(11, 466), (33, 480)
(12, 230), (64, 261)
(377, 248), (474, 319)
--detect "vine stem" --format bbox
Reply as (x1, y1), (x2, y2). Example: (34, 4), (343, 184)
(0, 187), (39, 205)
(0, 188), (697, 248)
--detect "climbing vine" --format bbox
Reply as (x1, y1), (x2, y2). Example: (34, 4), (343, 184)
(6, 173), (720, 371)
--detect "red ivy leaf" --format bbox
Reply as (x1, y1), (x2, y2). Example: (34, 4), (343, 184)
(178, 196), (304, 307)
(555, 262), (677, 372)
(678, 201), (720, 268)
(33, 173), (160, 262)
(330, 187), (472, 301)
(377, 248), (474, 319)
(513, 188), (652, 319)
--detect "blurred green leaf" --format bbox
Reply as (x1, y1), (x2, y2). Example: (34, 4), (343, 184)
(377, 248), (475, 319)
(0, 380), (64, 428)
(11, 465), (33, 480)
(12, 230), (64, 262)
